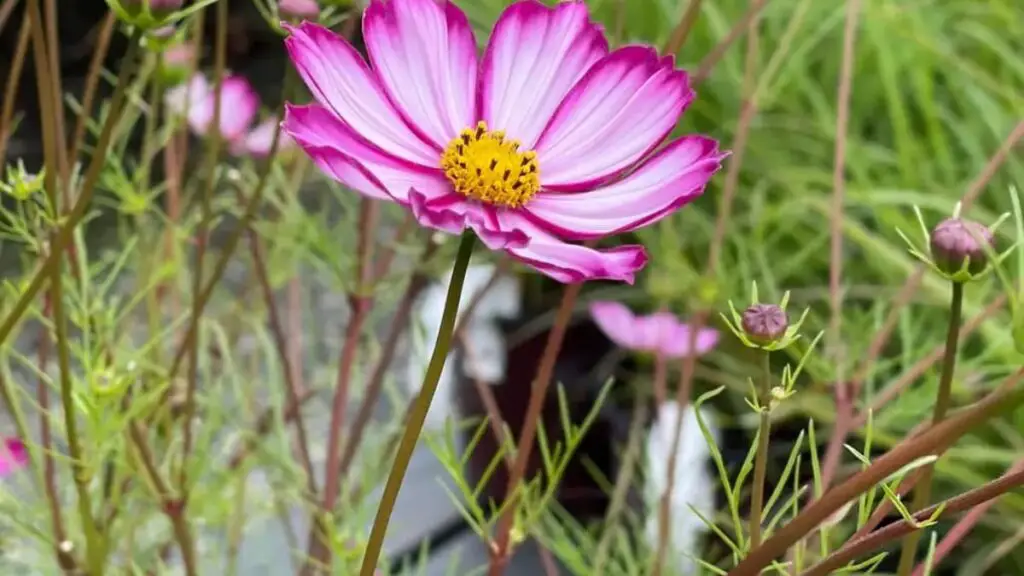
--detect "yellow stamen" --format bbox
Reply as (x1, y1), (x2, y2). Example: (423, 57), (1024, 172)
(440, 121), (540, 208)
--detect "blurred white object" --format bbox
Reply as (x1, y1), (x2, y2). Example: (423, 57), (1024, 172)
(406, 264), (521, 430)
(644, 401), (719, 574)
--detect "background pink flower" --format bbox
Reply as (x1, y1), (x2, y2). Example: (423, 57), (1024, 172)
(282, 0), (725, 284)
(165, 74), (292, 157)
(590, 301), (719, 358)
(0, 437), (27, 477)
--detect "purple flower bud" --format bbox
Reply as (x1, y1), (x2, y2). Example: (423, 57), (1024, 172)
(158, 44), (194, 86)
(929, 217), (993, 276)
(279, 0), (320, 20)
(124, 0), (183, 18)
(741, 303), (788, 345)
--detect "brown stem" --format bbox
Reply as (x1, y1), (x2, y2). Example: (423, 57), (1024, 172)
(0, 7), (29, 164)
(459, 332), (514, 473)
(488, 283), (582, 575)
(68, 11), (115, 169)
(180, 0), (229, 489)
(0, 0), (20, 33)
(37, 294), (74, 572)
(42, 0), (68, 202)
(661, 0), (704, 56)
(128, 423), (198, 576)
(304, 198), (379, 574)
(727, 368), (1024, 576)
(800, 467), (1024, 576)
(692, 0), (771, 87)
(242, 200), (317, 495)
(909, 459), (1024, 576)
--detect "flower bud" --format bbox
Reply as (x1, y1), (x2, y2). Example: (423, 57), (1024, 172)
(279, 0), (320, 20)
(929, 217), (993, 276)
(741, 303), (788, 346)
(158, 43), (194, 86)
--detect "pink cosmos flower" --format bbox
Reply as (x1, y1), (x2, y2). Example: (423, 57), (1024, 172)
(165, 74), (293, 157)
(590, 301), (718, 358)
(281, 0), (725, 284)
(0, 437), (28, 477)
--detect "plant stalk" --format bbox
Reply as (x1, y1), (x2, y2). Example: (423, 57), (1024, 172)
(749, 351), (772, 549)
(895, 281), (964, 574)
(357, 231), (476, 576)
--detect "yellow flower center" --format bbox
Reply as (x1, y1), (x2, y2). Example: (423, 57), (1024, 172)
(440, 121), (540, 208)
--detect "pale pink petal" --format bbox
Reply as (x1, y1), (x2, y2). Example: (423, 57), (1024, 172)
(590, 301), (642, 350)
(657, 326), (719, 358)
(0, 437), (27, 477)
(284, 21), (439, 167)
(407, 191), (529, 250)
(480, 0), (608, 150)
(526, 136), (723, 239)
(283, 104), (449, 202)
(176, 74), (258, 140)
(164, 74), (209, 119)
(364, 0), (477, 147)
(279, 0), (319, 19)
(241, 118), (295, 157)
(501, 213), (647, 283)
(535, 46), (693, 190)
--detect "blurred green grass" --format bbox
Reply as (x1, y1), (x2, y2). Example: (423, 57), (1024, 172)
(460, 0), (1024, 571)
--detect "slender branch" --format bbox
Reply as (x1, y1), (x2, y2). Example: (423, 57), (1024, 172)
(800, 467), (1024, 576)
(303, 198), (380, 573)
(68, 12), (116, 168)
(128, 423), (198, 576)
(727, 368), (1024, 576)
(488, 282), (582, 575)
(661, 0), (704, 56)
(910, 459), (1024, 576)
(895, 281), (964, 574)
(42, 0), (68, 202)
(242, 198), (317, 495)
(692, 0), (771, 87)
(0, 9), (30, 164)
(26, 0), (101, 570)
(592, 391), (648, 574)
(748, 352), (772, 549)
(359, 232), (477, 576)
(180, 0), (229, 489)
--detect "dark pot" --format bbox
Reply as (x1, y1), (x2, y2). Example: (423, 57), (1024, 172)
(455, 316), (644, 522)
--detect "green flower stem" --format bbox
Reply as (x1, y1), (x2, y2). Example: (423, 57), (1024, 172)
(895, 280), (964, 575)
(358, 231), (476, 576)
(749, 350), (772, 549)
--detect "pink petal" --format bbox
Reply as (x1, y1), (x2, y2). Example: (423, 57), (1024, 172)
(535, 46), (693, 190)
(284, 21), (439, 167)
(590, 301), (642, 350)
(480, 0), (608, 150)
(241, 118), (295, 157)
(526, 136), (723, 240)
(658, 326), (719, 358)
(187, 75), (259, 141)
(283, 104), (449, 202)
(0, 437), (27, 477)
(364, 0), (477, 148)
(501, 213), (647, 283)
(407, 191), (529, 250)
(164, 73), (209, 120)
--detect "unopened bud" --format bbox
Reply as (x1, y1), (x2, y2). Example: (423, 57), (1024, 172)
(929, 217), (993, 277)
(279, 0), (320, 20)
(741, 303), (788, 346)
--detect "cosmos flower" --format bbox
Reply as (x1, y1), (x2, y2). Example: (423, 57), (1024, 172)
(282, 0), (725, 284)
(0, 437), (27, 478)
(590, 301), (719, 358)
(165, 74), (293, 157)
